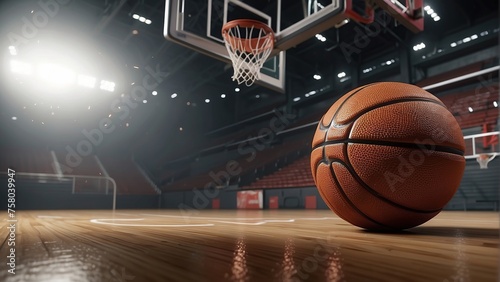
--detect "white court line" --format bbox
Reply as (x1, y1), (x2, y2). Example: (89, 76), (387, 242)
(141, 214), (285, 220)
(140, 214), (338, 221)
(90, 218), (214, 227)
(213, 219), (295, 225)
(37, 216), (65, 218)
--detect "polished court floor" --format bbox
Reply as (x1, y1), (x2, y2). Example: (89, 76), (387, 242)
(0, 210), (498, 282)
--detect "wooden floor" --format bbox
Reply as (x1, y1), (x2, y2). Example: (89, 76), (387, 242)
(0, 210), (498, 282)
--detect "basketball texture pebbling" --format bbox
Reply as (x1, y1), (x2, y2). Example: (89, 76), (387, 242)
(311, 82), (466, 230)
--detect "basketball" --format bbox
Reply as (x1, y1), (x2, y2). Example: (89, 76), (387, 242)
(311, 82), (466, 230)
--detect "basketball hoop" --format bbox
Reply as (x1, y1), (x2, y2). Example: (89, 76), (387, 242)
(477, 153), (496, 169)
(222, 19), (275, 87)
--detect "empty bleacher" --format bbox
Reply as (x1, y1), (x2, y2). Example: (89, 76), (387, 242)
(162, 136), (311, 191)
(99, 155), (158, 195)
(0, 146), (54, 174)
(242, 155), (315, 189)
(54, 150), (103, 176)
(446, 158), (499, 211)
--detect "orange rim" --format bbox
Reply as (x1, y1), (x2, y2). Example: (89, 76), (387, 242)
(222, 19), (275, 53)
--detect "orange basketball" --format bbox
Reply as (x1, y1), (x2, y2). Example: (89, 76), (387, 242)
(311, 82), (466, 230)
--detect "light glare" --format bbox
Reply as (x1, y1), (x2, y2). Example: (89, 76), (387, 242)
(38, 63), (75, 87)
(8, 46), (17, 55)
(77, 75), (96, 88)
(100, 80), (115, 92)
(10, 60), (32, 75)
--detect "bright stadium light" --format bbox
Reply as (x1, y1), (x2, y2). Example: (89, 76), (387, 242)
(100, 80), (115, 92)
(293, 97), (301, 102)
(171, 93), (177, 98)
(313, 74), (321, 80)
(8, 46), (17, 55)
(77, 74), (96, 88)
(337, 72), (346, 78)
(37, 63), (76, 87)
(145, 19), (152, 25)
(468, 107), (473, 113)
(493, 101), (498, 107)
(205, 98), (210, 103)
(139, 16), (146, 22)
(221, 94), (226, 98)
(425, 6), (440, 22)
(413, 42), (426, 51)
(132, 14), (140, 19)
(152, 90), (158, 96)
(10, 60), (32, 75)
(315, 34), (326, 42)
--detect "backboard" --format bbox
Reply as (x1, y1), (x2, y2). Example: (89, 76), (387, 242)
(463, 131), (500, 169)
(164, 0), (424, 92)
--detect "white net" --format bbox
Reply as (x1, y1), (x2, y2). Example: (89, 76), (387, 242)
(222, 21), (274, 87)
(477, 154), (496, 169)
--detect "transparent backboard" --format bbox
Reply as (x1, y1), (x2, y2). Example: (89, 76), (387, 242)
(164, 0), (423, 92)
(164, 0), (348, 92)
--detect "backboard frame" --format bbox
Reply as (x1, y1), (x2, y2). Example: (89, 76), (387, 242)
(164, 0), (424, 92)
(164, 0), (348, 92)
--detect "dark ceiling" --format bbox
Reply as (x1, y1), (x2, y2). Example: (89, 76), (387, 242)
(0, 0), (498, 159)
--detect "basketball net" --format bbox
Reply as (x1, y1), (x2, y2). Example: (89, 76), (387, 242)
(477, 153), (496, 169)
(222, 20), (274, 87)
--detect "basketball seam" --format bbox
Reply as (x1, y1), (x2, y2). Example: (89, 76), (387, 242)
(332, 98), (449, 128)
(327, 161), (390, 229)
(320, 83), (379, 129)
(326, 152), (442, 214)
(344, 115), (444, 214)
(312, 140), (464, 156)
(331, 82), (380, 125)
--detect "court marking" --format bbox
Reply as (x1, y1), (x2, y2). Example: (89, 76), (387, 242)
(212, 219), (295, 225)
(139, 213), (339, 221)
(89, 218), (215, 227)
(90, 213), (339, 227)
